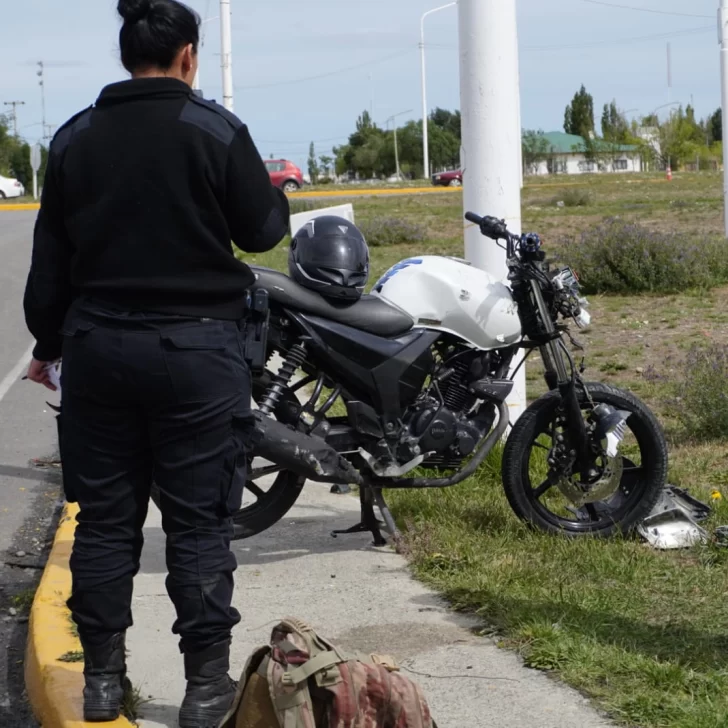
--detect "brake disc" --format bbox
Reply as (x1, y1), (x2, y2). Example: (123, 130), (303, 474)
(556, 453), (624, 507)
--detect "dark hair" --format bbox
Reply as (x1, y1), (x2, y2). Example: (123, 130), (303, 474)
(117, 0), (200, 73)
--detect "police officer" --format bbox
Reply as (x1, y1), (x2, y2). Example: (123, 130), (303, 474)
(23, 1), (288, 725)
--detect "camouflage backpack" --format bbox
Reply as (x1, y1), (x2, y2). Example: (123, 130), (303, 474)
(221, 618), (437, 728)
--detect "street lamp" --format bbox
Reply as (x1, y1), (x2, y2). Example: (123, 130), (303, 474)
(420, 2), (457, 180)
(387, 109), (413, 181)
(220, 0), (234, 111)
(194, 14), (219, 93)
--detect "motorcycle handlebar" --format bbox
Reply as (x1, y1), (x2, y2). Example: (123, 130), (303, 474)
(464, 212), (512, 242)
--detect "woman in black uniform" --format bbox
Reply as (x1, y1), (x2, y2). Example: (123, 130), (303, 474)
(24, 1), (288, 725)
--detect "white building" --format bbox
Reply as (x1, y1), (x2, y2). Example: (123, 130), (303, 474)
(527, 131), (642, 176)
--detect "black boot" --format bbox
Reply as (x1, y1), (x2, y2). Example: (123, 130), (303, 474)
(80, 632), (129, 722)
(179, 640), (237, 728)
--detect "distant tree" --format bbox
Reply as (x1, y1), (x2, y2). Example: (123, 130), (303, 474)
(319, 154), (334, 178)
(307, 142), (319, 184)
(521, 130), (550, 175)
(601, 100), (630, 143)
(708, 108), (722, 143)
(430, 108), (461, 141)
(564, 85), (595, 139)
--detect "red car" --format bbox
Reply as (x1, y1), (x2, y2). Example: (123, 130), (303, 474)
(265, 159), (304, 193)
(431, 169), (463, 187)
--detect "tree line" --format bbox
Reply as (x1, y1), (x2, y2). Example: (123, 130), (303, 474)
(323, 85), (724, 181)
(309, 108), (462, 182)
(0, 116), (48, 194)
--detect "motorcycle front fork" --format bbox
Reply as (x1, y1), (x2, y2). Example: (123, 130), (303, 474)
(530, 281), (592, 480)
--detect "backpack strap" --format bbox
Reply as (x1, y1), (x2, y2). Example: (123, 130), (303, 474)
(265, 653), (317, 728)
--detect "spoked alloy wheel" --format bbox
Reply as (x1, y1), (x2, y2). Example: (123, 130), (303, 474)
(150, 370), (306, 540)
(231, 370), (306, 540)
(502, 382), (667, 537)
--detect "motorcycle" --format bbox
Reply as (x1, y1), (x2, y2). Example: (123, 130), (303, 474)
(223, 212), (668, 544)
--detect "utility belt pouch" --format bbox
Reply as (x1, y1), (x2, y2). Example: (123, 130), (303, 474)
(243, 288), (270, 374)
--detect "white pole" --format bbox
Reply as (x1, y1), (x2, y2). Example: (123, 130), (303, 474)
(420, 3), (457, 180)
(220, 0), (234, 112)
(420, 24), (429, 180)
(394, 122), (400, 179)
(720, 0), (728, 236)
(33, 171), (38, 201)
(459, 0), (526, 421)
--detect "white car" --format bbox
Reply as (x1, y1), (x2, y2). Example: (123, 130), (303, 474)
(0, 175), (25, 199)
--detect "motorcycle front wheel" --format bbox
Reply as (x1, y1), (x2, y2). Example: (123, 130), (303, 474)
(501, 382), (667, 537)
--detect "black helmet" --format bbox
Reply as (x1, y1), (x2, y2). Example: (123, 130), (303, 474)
(289, 215), (370, 301)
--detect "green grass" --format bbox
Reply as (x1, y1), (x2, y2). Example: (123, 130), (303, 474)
(58, 650), (84, 663)
(11, 587), (36, 612)
(122, 682), (154, 726)
(242, 171), (728, 727)
(389, 453), (728, 728)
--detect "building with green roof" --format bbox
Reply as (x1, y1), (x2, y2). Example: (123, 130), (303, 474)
(527, 131), (642, 176)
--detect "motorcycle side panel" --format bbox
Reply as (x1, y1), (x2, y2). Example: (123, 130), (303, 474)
(371, 256), (522, 350)
(290, 312), (438, 424)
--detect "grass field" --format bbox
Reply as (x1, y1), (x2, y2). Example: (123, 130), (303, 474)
(242, 171), (728, 727)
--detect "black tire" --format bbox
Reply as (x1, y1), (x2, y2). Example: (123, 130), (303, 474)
(282, 180), (300, 193)
(0, 191), (6, 200)
(502, 382), (667, 537)
(151, 369), (306, 540)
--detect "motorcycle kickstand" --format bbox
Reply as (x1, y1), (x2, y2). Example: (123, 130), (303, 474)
(331, 486), (388, 547)
(372, 488), (401, 546)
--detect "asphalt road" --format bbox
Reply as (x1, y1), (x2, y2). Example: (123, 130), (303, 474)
(0, 211), (61, 727)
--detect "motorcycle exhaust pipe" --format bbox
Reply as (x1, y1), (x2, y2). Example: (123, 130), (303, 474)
(253, 412), (363, 486)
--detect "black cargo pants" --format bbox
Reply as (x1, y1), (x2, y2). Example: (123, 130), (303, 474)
(59, 299), (254, 654)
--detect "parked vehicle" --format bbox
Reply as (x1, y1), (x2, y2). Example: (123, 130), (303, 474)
(226, 213), (668, 543)
(265, 159), (303, 193)
(432, 169), (462, 187)
(0, 175), (25, 199)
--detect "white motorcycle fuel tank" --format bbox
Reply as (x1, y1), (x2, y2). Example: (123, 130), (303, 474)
(371, 256), (522, 350)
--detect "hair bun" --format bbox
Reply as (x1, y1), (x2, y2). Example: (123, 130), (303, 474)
(118, 0), (152, 23)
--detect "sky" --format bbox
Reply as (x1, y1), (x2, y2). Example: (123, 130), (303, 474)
(0, 0), (719, 169)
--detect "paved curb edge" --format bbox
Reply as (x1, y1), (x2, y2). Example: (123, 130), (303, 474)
(25, 502), (133, 728)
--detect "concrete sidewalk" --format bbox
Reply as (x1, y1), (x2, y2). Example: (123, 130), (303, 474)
(127, 481), (612, 728)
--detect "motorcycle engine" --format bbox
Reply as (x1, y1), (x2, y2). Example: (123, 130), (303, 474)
(401, 357), (497, 469)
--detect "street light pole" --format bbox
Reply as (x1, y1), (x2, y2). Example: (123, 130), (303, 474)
(420, 3), (457, 181)
(220, 0), (234, 111)
(459, 0), (526, 421)
(721, 1), (728, 234)
(3, 101), (25, 137)
(387, 109), (413, 180)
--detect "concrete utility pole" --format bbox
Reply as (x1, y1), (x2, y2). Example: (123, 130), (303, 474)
(387, 109), (413, 181)
(3, 101), (25, 136)
(420, 2), (457, 180)
(220, 0), (234, 112)
(719, 0), (728, 236)
(459, 0), (526, 420)
(37, 62), (48, 139)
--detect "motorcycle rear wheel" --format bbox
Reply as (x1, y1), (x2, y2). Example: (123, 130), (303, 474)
(501, 382), (667, 537)
(151, 370), (306, 540)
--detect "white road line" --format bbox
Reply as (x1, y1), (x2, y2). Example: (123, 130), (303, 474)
(0, 342), (35, 405)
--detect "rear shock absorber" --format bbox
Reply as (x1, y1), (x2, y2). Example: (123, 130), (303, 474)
(258, 343), (308, 415)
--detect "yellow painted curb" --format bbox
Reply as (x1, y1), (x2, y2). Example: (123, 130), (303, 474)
(289, 186), (460, 199)
(25, 503), (134, 728)
(0, 203), (40, 211)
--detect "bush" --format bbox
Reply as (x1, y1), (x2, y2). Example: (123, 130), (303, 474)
(359, 217), (427, 247)
(560, 218), (728, 294)
(288, 199), (317, 216)
(666, 345), (728, 439)
(560, 188), (592, 207)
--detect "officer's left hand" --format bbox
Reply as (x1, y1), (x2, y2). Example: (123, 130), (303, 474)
(27, 358), (59, 392)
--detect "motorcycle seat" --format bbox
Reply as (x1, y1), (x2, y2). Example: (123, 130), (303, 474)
(250, 267), (414, 338)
